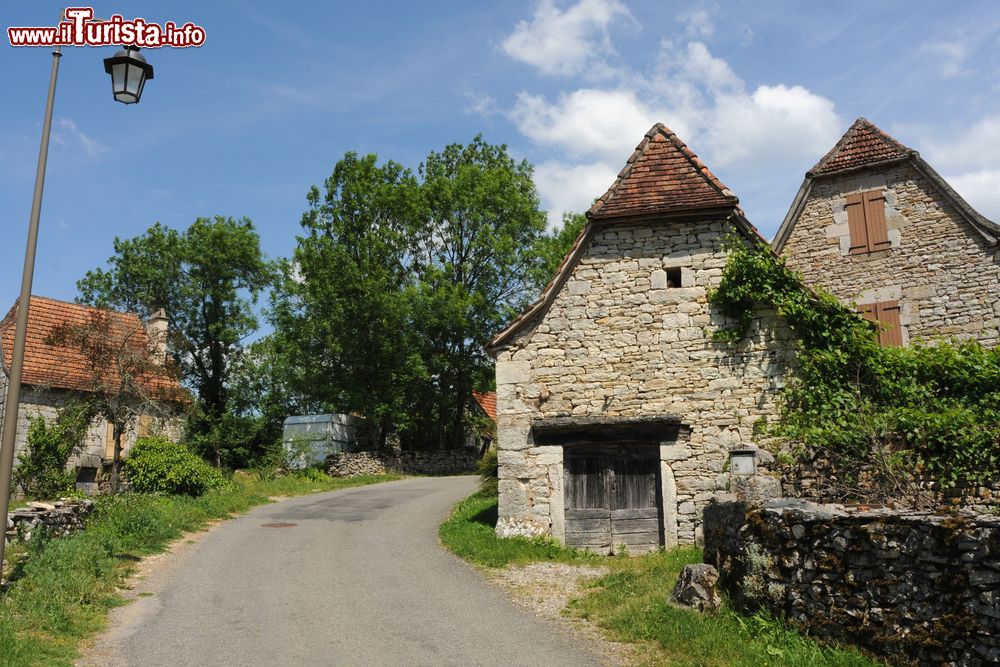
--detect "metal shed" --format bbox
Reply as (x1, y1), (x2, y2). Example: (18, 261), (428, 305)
(281, 414), (363, 468)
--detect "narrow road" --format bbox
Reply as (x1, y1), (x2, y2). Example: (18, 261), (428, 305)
(86, 477), (603, 666)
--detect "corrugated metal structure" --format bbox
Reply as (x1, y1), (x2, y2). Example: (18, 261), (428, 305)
(282, 414), (363, 468)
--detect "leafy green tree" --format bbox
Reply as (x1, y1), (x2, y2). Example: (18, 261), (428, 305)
(415, 136), (547, 448)
(525, 211), (587, 294)
(270, 153), (427, 447)
(77, 216), (274, 466)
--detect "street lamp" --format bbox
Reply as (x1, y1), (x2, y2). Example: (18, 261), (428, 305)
(103, 47), (154, 105)
(0, 38), (153, 575)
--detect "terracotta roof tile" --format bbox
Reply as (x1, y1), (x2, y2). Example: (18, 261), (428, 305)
(588, 123), (738, 220)
(472, 390), (497, 422)
(809, 118), (912, 176)
(0, 296), (182, 399)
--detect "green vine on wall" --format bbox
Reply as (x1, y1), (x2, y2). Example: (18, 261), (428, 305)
(708, 239), (1000, 490)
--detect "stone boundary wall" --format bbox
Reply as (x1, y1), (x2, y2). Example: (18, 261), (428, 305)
(704, 499), (1000, 665)
(778, 450), (1000, 510)
(5, 499), (95, 547)
(326, 449), (479, 477)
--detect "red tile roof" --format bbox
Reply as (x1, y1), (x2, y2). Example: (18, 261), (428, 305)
(588, 123), (739, 220)
(809, 118), (913, 177)
(472, 391), (497, 422)
(1, 296), (182, 399)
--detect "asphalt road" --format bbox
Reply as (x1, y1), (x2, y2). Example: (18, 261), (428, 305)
(90, 476), (603, 667)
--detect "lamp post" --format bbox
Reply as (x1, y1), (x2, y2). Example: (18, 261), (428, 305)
(0, 40), (153, 574)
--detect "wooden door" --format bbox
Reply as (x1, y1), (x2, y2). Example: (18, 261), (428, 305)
(564, 446), (663, 554)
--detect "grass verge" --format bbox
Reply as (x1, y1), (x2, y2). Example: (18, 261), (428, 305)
(0, 472), (399, 667)
(441, 491), (879, 667)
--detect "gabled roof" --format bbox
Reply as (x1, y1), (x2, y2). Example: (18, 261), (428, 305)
(487, 124), (762, 354)
(588, 123), (739, 220)
(471, 391), (497, 422)
(808, 117), (912, 177)
(774, 118), (1000, 252)
(0, 296), (182, 399)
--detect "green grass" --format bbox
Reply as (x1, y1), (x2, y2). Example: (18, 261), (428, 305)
(441, 491), (880, 667)
(439, 490), (603, 568)
(0, 471), (399, 667)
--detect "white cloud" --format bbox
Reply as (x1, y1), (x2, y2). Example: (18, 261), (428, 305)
(947, 169), (1000, 221)
(501, 0), (632, 77)
(920, 38), (971, 79)
(678, 7), (714, 38)
(52, 118), (107, 160)
(533, 160), (618, 226)
(464, 92), (498, 116)
(510, 89), (670, 160)
(923, 115), (1000, 173)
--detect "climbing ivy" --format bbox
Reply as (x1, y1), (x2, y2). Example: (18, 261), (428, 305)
(708, 239), (1000, 489)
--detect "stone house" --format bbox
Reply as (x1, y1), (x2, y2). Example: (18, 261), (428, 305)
(773, 118), (1000, 347)
(0, 296), (186, 490)
(485, 124), (795, 552)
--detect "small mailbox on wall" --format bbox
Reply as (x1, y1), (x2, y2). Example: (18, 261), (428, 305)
(729, 448), (757, 476)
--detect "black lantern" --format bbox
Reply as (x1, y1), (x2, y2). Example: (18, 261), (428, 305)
(103, 47), (154, 105)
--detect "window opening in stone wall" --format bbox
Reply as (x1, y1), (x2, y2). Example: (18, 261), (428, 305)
(665, 267), (682, 287)
(858, 300), (903, 346)
(846, 189), (891, 254)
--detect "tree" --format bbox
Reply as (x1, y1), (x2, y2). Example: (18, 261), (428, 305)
(270, 153), (427, 447)
(525, 211), (587, 294)
(415, 136), (547, 448)
(49, 311), (183, 491)
(77, 216), (274, 466)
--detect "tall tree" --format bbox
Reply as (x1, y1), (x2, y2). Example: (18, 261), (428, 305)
(77, 216), (273, 466)
(270, 153), (427, 446)
(525, 211), (587, 294)
(416, 136), (547, 448)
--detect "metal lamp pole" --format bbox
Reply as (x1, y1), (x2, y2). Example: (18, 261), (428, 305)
(0, 44), (62, 574)
(0, 31), (154, 571)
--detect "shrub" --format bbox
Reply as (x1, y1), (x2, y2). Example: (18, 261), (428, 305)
(477, 448), (498, 496)
(12, 409), (88, 499)
(122, 437), (227, 496)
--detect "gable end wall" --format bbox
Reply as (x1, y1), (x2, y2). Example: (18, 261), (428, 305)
(781, 163), (1000, 347)
(493, 218), (795, 545)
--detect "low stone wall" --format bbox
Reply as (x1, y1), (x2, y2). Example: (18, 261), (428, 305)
(5, 499), (95, 546)
(326, 449), (479, 477)
(778, 450), (1000, 510)
(704, 499), (1000, 665)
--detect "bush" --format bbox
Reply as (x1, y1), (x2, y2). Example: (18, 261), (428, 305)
(12, 411), (87, 499)
(477, 448), (498, 496)
(122, 437), (227, 496)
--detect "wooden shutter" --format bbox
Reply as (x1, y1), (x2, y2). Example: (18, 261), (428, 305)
(138, 414), (152, 437)
(846, 193), (869, 254)
(104, 422), (115, 460)
(858, 301), (903, 346)
(864, 190), (891, 251)
(876, 300), (902, 346)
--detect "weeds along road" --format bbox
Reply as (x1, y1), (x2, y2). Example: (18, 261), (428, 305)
(86, 476), (602, 667)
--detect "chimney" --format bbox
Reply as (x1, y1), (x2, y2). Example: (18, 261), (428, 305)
(146, 308), (169, 364)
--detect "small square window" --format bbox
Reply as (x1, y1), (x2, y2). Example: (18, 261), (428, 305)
(665, 267), (682, 287)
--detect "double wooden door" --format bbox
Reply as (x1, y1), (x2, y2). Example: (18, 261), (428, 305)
(563, 445), (663, 554)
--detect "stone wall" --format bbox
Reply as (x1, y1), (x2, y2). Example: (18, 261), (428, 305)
(704, 499), (1000, 665)
(781, 162), (1000, 348)
(5, 498), (95, 547)
(493, 219), (797, 546)
(0, 384), (184, 489)
(774, 446), (1000, 511)
(326, 449), (479, 477)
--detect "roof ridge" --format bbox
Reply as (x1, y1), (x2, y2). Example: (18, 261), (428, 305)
(588, 123), (738, 220)
(808, 117), (913, 177)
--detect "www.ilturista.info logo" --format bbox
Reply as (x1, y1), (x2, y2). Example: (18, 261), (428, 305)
(8, 7), (206, 48)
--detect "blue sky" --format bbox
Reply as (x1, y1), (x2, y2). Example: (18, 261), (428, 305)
(3, 1), (999, 310)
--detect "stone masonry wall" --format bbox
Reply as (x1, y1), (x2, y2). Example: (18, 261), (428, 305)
(781, 162), (1000, 347)
(0, 385), (184, 483)
(493, 219), (796, 546)
(326, 449), (479, 477)
(5, 499), (95, 547)
(704, 499), (1000, 665)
